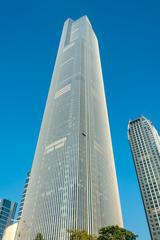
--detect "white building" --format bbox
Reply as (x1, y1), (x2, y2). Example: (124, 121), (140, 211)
(2, 223), (18, 240)
(15, 16), (123, 240)
(128, 116), (160, 240)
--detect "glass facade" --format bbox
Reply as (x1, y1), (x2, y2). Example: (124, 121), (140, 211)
(0, 199), (17, 240)
(128, 116), (160, 240)
(15, 16), (123, 240)
(17, 171), (30, 221)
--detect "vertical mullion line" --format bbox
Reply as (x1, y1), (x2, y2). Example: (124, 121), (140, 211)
(45, 172), (49, 239)
(62, 146), (64, 239)
(80, 35), (84, 231)
(80, 39), (82, 230)
(59, 150), (62, 239)
(78, 35), (81, 230)
(79, 38), (86, 230)
(87, 40), (91, 234)
(57, 152), (60, 237)
(61, 149), (63, 238)
(88, 31), (93, 235)
(56, 150), (59, 239)
(84, 37), (89, 234)
(75, 36), (80, 232)
(64, 141), (67, 239)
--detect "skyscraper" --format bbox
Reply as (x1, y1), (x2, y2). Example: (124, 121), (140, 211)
(17, 171), (30, 221)
(128, 116), (160, 240)
(16, 16), (123, 240)
(0, 199), (17, 240)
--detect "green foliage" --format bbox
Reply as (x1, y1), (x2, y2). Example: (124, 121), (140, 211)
(68, 226), (137, 240)
(34, 233), (44, 240)
(69, 229), (97, 240)
(98, 225), (138, 240)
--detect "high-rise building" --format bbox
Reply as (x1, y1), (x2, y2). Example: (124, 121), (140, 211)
(17, 171), (30, 221)
(15, 16), (123, 240)
(128, 116), (160, 240)
(0, 199), (17, 240)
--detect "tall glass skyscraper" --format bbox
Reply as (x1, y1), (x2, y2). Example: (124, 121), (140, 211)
(128, 116), (160, 240)
(15, 16), (123, 240)
(0, 199), (17, 240)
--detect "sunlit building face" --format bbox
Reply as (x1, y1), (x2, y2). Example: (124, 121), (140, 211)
(15, 16), (123, 240)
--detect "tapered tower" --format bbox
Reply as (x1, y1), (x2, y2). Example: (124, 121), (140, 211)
(16, 16), (123, 240)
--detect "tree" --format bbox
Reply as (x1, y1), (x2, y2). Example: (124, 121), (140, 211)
(98, 225), (138, 240)
(69, 230), (97, 240)
(34, 233), (44, 240)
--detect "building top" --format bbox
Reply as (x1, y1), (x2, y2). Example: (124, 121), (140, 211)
(64, 15), (96, 39)
(128, 115), (147, 124)
(0, 199), (17, 208)
(65, 15), (91, 24)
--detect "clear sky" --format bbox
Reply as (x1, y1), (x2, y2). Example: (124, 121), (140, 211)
(0, 0), (160, 239)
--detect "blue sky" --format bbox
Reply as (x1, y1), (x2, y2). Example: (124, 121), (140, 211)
(0, 0), (160, 239)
